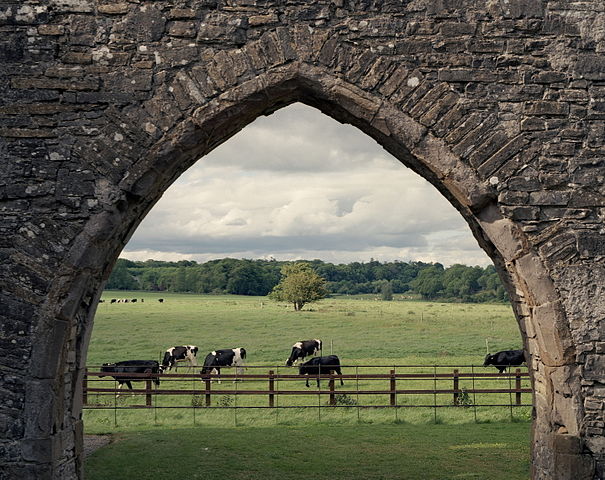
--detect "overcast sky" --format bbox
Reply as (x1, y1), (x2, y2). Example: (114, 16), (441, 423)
(122, 103), (491, 267)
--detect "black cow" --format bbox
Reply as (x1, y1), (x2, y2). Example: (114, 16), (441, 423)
(299, 355), (344, 388)
(200, 348), (246, 382)
(158, 298), (164, 303)
(110, 299), (117, 304)
(483, 349), (526, 373)
(99, 360), (160, 394)
(161, 345), (198, 372)
(131, 298), (137, 303)
(286, 339), (322, 367)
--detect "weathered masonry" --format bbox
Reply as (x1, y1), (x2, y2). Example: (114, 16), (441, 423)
(1, 1), (604, 479)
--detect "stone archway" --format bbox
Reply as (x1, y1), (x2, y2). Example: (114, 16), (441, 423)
(1, 2), (604, 479)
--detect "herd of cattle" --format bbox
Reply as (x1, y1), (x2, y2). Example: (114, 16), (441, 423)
(98, 340), (526, 392)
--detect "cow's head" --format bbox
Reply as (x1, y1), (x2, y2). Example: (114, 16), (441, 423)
(99, 363), (115, 377)
(286, 346), (302, 367)
(483, 354), (494, 367)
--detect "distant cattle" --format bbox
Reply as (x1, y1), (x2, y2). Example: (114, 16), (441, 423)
(200, 348), (247, 382)
(110, 299), (117, 304)
(161, 345), (199, 372)
(99, 299), (105, 303)
(98, 360), (160, 395)
(158, 298), (164, 303)
(286, 339), (322, 366)
(131, 298), (137, 303)
(483, 349), (526, 373)
(299, 355), (344, 388)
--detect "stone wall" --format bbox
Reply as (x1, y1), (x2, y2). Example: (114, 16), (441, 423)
(1, 1), (604, 479)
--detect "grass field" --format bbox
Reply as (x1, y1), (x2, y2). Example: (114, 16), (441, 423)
(90, 292), (522, 366)
(85, 292), (532, 479)
(86, 424), (531, 480)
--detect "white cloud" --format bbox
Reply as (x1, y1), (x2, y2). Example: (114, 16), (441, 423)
(123, 103), (492, 267)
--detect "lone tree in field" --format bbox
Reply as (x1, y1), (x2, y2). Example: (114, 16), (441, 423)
(270, 262), (328, 311)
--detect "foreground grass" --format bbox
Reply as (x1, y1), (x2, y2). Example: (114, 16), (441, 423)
(86, 423), (530, 480)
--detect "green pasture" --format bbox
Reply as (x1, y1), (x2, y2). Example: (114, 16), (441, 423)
(91, 291), (520, 366)
(86, 292), (532, 479)
(86, 292), (530, 428)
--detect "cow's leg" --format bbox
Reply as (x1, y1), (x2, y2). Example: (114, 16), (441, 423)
(305, 377), (310, 388)
(335, 368), (344, 385)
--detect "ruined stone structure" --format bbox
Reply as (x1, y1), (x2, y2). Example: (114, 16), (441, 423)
(1, 0), (604, 478)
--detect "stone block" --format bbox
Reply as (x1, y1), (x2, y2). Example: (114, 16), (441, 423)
(11, 77), (99, 91)
(524, 101), (569, 116)
(584, 355), (605, 382)
(38, 24), (64, 35)
(438, 69), (498, 82)
(61, 52), (92, 64)
(329, 82), (380, 123)
(477, 204), (525, 260)
(515, 253), (559, 304)
(167, 21), (197, 37)
(98, 4), (129, 15)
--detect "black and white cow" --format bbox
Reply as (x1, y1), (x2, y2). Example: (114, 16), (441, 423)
(483, 349), (526, 373)
(98, 360), (160, 395)
(299, 355), (344, 388)
(286, 339), (322, 366)
(160, 345), (199, 372)
(200, 348), (247, 382)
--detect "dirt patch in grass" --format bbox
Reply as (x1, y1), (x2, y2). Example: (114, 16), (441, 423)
(84, 434), (111, 457)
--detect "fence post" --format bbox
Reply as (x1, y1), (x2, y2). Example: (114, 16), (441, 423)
(515, 369), (522, 406)
(83, 368), (88, 406)
(390, 369), (396, 407)
(453, 369), (459, 405)
(146, 378), (152, 407)
(329, 373), (335, 406)
(269, 370), (275, 408)
(205, 376), (212, 407)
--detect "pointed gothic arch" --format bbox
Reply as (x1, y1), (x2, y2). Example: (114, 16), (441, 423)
(2, 3), (603, 479)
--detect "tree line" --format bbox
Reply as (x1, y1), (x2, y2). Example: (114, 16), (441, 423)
(106, 257), (509, 303)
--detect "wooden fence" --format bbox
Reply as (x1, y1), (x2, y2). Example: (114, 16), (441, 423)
(83, 365), (532, 410)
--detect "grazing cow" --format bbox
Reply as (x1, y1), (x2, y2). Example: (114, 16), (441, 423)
(98, 360), (160, 394)
(483, 349), (526, 373)
(131, 298), (137, 303)
(299, 355), (344, 388)
(160, 345), (199, 372)
(110, 299), (117, 304)
(200, 348), (246, 381)
(158, 298), (164, 303)
(286, 339), (322, 366)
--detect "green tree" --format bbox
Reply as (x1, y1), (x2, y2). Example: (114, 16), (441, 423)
(410, 264), (444, 299)
(269, 262), (328, 311)
(106, 259), (139, 290)
(380, 280), (393, 301)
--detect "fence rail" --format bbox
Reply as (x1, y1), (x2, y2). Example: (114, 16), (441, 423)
(83, 365), (532, 411)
